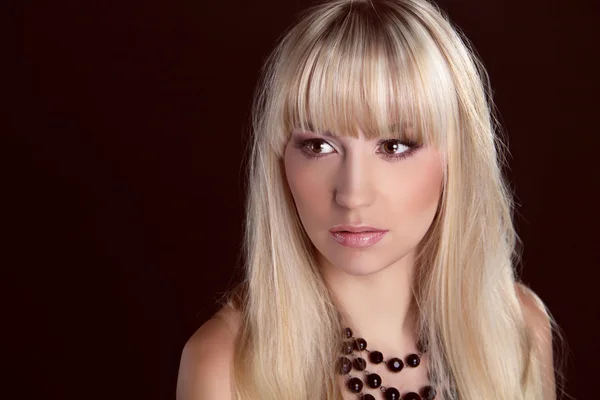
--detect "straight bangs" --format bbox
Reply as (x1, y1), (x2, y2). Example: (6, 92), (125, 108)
(269, 1), (458, 157)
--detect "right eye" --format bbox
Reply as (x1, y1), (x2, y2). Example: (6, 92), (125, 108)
(293, 139), (336, 159)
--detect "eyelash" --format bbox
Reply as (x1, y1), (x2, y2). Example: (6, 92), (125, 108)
(292, 138), (422, 161)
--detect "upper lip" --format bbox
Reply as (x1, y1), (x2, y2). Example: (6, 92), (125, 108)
(329, 224), (387, 233)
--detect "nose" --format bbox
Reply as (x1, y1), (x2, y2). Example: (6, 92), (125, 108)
(334, 152), (376, 210)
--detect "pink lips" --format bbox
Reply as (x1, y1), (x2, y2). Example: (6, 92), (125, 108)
(329, 225), (388, 248)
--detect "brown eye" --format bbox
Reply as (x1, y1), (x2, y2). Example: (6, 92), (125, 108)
(380, 140), (408, 155)
(292, 138), (335, 159)
(307, 139), (333, 154)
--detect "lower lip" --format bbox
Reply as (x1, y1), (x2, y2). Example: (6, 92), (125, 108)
(329, 231), (388, 248)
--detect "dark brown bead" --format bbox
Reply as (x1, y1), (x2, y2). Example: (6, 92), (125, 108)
(353, 357), (367, 371)
(420, 385), (437, 400)
(347, 377), (363, 393)
(342, 341), (354, 355)
(387, 357), (404, 372)
(384, 387), (401, 400)
(369, 350), (384, 364)
(338, 357), (352, 374)
(345, 327), (353, 338)
(403, 392), (421, 400)
(366, 373), (382, 388)
(354, 338), (367, 351)
(406, 353), (421, 367)
(361, 395), (376, 400)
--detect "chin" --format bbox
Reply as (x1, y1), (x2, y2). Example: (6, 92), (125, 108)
(342, 265), (384, 277)
(320, 248), (390, 276)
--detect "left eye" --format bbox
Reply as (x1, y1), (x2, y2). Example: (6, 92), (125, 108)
(378, 139), (410, 154)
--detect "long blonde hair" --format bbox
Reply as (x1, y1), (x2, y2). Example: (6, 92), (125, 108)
(218, 0), (568, 398)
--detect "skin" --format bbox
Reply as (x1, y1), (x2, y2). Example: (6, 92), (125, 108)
(283, 127), (444, 395)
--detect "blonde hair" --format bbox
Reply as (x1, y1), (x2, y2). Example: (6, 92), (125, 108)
(218, 0), (569, 398)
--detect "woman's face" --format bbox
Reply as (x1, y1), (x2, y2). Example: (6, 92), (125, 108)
(283, 128), (444, 276)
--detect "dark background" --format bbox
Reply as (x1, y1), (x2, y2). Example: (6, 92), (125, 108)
(9, 0), (598, 398)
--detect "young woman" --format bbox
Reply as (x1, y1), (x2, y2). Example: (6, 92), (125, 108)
(177, 0), (565, 399)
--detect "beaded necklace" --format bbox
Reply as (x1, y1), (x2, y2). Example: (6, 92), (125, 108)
(338, 327), (437, 400)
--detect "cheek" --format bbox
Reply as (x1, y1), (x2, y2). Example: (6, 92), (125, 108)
(408, 167), (442, 209)
(384, 151), (443, 228)
(283, 150), (329, 222)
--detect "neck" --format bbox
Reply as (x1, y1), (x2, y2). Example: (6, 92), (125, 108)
(318, 249), (419, 348)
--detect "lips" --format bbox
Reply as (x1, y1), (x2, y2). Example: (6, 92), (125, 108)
(329, 225), (388, 248)
(329, 224), (386, 233)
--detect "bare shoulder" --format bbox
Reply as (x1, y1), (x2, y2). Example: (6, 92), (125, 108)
(514, 282), (552, 340)
(514, 282), (556, 400)
(176, 305), (243, 400)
